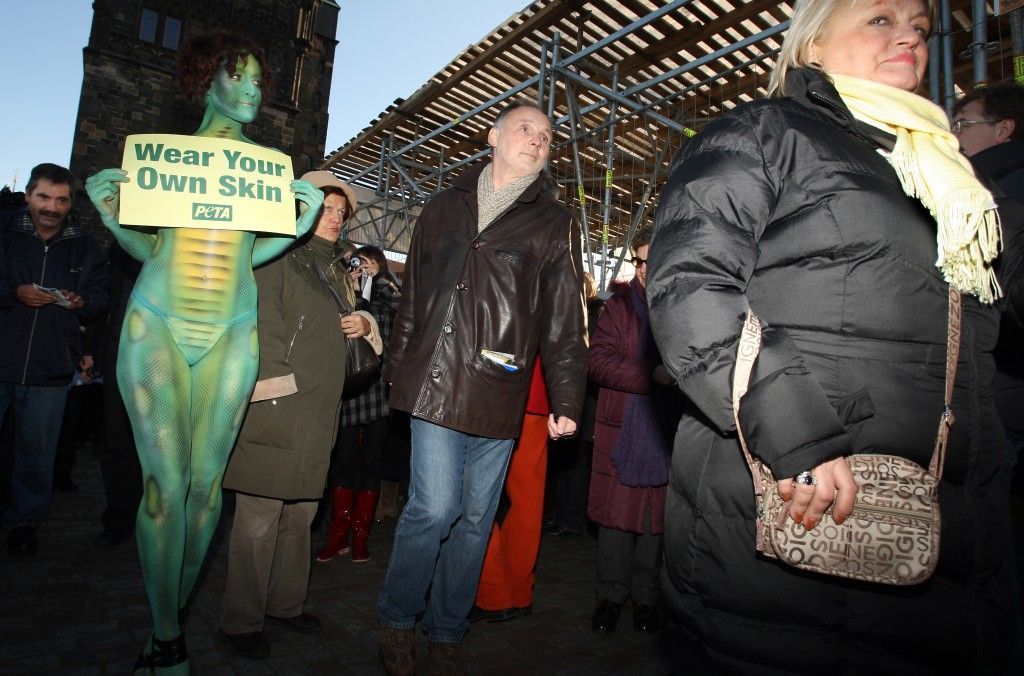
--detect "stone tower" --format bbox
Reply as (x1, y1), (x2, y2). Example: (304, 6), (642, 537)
(68, 0), (339, 243)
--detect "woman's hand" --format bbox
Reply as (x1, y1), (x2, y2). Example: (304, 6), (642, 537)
(292, 179), (324, 237)
(340, 313), (371, 338)
(85, 169), (129, 228)
(776, 457), (857, 529)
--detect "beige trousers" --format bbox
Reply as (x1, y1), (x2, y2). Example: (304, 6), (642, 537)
(220, 493), (318, 634)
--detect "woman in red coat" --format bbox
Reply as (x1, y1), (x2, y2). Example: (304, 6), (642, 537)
(587, 229), (681, 634)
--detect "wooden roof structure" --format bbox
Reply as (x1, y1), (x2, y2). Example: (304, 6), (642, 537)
(322, 0), (1022, 278)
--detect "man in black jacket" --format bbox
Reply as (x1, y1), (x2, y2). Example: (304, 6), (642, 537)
(955, 82), (1024, 669)
(0, 163), (109, 556)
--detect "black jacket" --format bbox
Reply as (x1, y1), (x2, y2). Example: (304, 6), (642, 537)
(648, 69), (1011, 674)
(975, 141), (1024, 434)
(388, 161), (587, 439)
(973, 139), (1024, 206)
(0, 209), (109, 386)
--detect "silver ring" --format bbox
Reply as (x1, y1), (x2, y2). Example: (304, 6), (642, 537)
(794, 470), (817, 486)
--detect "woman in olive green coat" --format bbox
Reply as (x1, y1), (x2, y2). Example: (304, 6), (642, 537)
(218, 172), (382, 657)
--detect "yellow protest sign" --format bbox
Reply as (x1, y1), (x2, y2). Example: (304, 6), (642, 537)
(119, 134), (296, 234)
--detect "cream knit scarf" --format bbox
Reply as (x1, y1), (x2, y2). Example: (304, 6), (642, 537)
(477, 163), (539, 233)
(831, 73), (1002, 303)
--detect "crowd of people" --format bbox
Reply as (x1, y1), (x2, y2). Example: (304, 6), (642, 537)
(2, 1), (1024, 674)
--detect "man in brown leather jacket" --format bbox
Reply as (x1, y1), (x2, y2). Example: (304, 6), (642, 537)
(376, 101), (587, 675)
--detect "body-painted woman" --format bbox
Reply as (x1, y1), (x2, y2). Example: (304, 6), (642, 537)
(84, 34), (323, 673)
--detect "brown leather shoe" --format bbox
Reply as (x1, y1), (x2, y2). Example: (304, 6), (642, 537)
(377, 623), (415, 676)
(428, 640), (466, 676)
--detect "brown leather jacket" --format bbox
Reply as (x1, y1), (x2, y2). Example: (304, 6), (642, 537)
(387, 161), (587, 439)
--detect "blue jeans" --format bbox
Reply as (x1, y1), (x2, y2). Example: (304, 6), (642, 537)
(1, 382), (69, 527)
(377, 418), (515, 643)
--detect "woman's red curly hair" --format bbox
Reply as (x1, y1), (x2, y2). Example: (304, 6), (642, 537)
(178, 33), (273, 102)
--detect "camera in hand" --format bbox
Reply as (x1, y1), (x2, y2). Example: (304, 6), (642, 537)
(347, 256), (362, 271)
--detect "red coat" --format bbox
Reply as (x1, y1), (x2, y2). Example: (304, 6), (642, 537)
(525, 355), (550, 415)
(586, 278), (665, 534)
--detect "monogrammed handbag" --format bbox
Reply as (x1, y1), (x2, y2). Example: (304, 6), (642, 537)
(731, 288), (961, 586)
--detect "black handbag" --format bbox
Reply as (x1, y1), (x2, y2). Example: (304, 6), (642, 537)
(311, 258), (381, 396)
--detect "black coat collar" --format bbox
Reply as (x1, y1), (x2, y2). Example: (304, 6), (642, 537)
(786, 68), (898, 152)
(971, 140), (1024, 181)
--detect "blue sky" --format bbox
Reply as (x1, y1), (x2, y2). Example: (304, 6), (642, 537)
(0, 0), (528, 192)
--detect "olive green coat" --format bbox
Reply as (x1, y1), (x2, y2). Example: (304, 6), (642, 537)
(224, 236), (353, 500)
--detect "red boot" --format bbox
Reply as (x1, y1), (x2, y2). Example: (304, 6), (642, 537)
(316, 487), (354, 562)
(351, 490), (379, 563)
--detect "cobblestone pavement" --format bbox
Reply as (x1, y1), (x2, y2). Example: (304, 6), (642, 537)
(0, 450), (714, 675)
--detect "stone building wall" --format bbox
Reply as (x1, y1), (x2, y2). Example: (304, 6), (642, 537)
(68, 0), (339, 244)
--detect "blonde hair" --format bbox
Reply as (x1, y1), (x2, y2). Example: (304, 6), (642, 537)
(767, 0), (935, 97)
(583, 271), (598, 300)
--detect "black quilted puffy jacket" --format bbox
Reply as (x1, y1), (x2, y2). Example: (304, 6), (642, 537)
(647, 68), (1015, 675)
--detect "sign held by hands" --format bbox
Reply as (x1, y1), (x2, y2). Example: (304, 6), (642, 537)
(119, 134), (296, 234)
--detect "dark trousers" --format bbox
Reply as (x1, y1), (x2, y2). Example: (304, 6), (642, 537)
(328, 417), (388, 491)
(97, 361), (141, 534)
(550, 437), (592, 532)
(53, 382), (104, 485)
(379, 410), (411, 483)
(595, 520), (663, 607)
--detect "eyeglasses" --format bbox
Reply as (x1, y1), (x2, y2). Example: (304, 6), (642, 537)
(951, 118), (997, 135)
(631, 256), (647, 267)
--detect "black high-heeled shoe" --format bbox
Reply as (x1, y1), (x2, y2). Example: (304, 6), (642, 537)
(133, 633), (187, 672)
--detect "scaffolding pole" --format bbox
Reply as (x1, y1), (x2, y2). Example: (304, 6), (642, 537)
(941, 0), (956, 116)
(565, 83), (593, 273)
(600, 66), (619, 290)
(1011, 8), (1024, 84)
(972, 0), (988, 85)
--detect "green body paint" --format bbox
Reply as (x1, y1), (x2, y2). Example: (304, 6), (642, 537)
(85, 50), (321, 673)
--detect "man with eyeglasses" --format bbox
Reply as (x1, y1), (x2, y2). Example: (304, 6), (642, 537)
(951, 82), (1024, 202)
(953, 83), (1024, 460)
(954, 81), (1024, 670)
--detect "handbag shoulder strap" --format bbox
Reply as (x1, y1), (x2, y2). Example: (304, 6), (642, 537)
(309, 256), (353, 316)
(932, 287), (962, 482)
(732, 312), (767, 494)
(732, 286), (962, 486)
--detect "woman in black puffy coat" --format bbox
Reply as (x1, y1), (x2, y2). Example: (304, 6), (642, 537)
(647, 1), (1015, 673)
